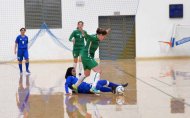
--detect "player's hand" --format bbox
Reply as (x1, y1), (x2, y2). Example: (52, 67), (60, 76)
(106, 28), (111, 34)
(72, 39), (75, 45)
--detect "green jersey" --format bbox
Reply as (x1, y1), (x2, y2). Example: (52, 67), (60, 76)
(69, 29), (87, 50)
(82, 33), (99, 58)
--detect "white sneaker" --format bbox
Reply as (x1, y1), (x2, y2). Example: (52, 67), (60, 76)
(26, 70), (31, 75)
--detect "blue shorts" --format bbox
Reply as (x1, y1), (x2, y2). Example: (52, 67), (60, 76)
(17, 48), (29, 61)
(78, 82), (92, 94)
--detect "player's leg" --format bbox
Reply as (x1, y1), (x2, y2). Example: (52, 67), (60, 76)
(17, 49), (24, 74)
(96, 80), (112, 92)
(96, 79), (128, 93)
(73, 58), (78, 69)
(90, 64), (101, 93)
(18, 61), (23, 74)
(78, 58), (101, 93)
(24, 49), (30, 74)
(78, 56), (83, 76)
(73, 69), (90, 88)
(73, 50), (80, 72)
(77, 69), (91, 86)
(72, 56), (97, 93)
(73, 55), (92, 88)
(78, 50), (83, 76)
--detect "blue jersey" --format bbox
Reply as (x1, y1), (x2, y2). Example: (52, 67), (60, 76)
(65, 76), (92, 94)
(15, 35), (28, 49)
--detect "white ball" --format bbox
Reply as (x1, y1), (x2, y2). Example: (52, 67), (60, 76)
(116, 86), (125, 94)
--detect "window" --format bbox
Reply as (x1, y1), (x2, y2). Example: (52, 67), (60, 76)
(25, 0), (62, 29)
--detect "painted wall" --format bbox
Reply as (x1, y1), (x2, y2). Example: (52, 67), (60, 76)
(136, 0), (190, 58)
(1, 0), (189, 61)
(0, 0), (138, 61)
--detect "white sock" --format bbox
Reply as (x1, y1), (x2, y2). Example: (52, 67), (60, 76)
(75, 74), (86, 87)
(73, 63), (77, 70)
(92, 73), (100, 88)
(79, 62), (82, 74)
(106, 80), (109, 86)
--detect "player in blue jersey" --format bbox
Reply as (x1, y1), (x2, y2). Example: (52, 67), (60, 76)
(65, 67), (128, 94)
(14, 28), (30, 75)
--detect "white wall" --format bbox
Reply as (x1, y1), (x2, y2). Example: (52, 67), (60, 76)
(0, 0), (138, 61)
(2, 0), (189, 60)
(136, 0), (190, 58)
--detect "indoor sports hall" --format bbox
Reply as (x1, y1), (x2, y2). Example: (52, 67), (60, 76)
(0, 0), (190, 118)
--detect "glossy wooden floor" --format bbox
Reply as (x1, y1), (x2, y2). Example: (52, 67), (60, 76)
(0, 59), (190, 118)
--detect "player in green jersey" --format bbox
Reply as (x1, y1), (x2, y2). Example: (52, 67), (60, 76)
(72, 28), (111, 93)
(69, 21), (87, 76)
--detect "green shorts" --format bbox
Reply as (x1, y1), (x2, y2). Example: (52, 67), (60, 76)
(81, 55), (98, 70)
(73, 49), (83, 58)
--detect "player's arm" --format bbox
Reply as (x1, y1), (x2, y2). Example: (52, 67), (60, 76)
(69, 31), (75, 42)
(26, 36), (29, 45)
(14, 43), (17, 55)
(65, 76), (72, 95)
(14, 37), (19, 54)
(65, 84), (70, 94)
(83, 30), (88, 42)
(82, 31), (97, 41)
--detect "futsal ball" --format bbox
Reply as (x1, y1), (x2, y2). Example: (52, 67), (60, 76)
(116, 86), (125, 94)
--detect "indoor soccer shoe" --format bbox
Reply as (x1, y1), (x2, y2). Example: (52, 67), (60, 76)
(122, 83), (128, 87)
(111, 86), (117, 94)
(90, 87), (100, 94)
(72, 84), (78, 93)
(26, 70), (31, 75)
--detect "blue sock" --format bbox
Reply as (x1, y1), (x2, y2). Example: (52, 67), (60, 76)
(19, 64), (22, 73)
(108, 82), (119, 88)
(100, 87), (112, 92)
(25, 62), (29, 71)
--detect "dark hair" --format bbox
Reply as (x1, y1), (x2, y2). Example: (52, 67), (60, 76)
(96, 28), (107, 35)
(78, 21), (84, 25)
(20, 28), (26, 31)
(77, 21), (84, 29)
(65, 67), (75, 79)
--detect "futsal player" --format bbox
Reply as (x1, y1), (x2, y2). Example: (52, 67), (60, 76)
(69, 21), (87, 76)
(14, 28), (30, 75)
(65, 67), (128, 94)
(72, 28), (111, 93)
